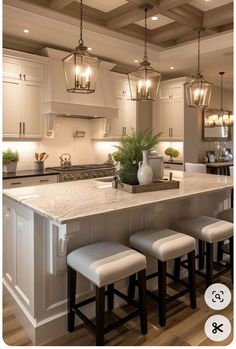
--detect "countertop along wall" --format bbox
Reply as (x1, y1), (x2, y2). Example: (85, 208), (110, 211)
(3, 118), (96, 170)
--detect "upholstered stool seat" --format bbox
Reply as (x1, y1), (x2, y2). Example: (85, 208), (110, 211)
(176, 216), (233, 243)
(176, 216), (233, 286)
(130, 229), (195, 262)
(67, 241), (146, 287)
(129, 229), (196, 327)
(67, 241), (147, 346)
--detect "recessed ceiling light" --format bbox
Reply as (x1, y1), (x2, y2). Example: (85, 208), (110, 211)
(23, 29), (30, 33)
(134, 59), (139, 63)
(170, 66), (174, 70)
(88, 47), (92, 51)
(151, 16), (158, 21)
(205, 0), (211, 2)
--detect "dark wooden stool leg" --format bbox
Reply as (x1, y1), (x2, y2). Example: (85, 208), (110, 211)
(229, 236), (233, 283)
(107, 284), (114, 311)
(206, 242), (213, 287)
(138, 269), (147, 335)
(68, 266), (76, 332)
(188, 250), (196, 309)
(217, 241), (224, 264)
(199, 240), (205, 270)
(174, 257), (181, 282)
(128, 274), (136, 301)
(96, 286), (105, 346)
(158, 260), (166, 327)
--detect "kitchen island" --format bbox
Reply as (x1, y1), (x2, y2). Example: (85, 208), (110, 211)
(3, 170), (233, 344)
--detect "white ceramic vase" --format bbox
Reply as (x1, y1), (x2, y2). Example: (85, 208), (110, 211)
(137, 150), (153, 185)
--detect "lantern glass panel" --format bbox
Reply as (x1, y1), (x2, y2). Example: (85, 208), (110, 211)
(63, 48), (100, 94)
(185, 77), (212, 108)
(128, 63), (161, 101)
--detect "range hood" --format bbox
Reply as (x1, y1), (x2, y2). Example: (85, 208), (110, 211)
(44, 101), (117, 119)
(42, 48), (118, 120)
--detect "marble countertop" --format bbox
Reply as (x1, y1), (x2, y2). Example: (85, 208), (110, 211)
(3, 170), (60, 179)
(3, 170), (233, 224)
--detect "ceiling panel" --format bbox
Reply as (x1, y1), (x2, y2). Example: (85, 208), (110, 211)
(136, 14), (174, 30)
(83, 0), (127, 13)
(190, 0), (232, 11)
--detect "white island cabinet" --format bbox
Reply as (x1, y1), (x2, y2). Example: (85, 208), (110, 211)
(3, 171), (232, 344)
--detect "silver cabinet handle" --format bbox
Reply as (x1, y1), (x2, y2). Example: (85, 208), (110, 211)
(11, 182), (22, 185)
(19, 74), (22, 80)
(19, 122), (22, 135)
(23, 122), (25, 134)
(23, 74), (26, 80)
(39, 179), (49, 182)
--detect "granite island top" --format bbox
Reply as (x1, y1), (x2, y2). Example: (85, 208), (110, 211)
(3, 170), (60, 179)
(3, 170), (233, 224)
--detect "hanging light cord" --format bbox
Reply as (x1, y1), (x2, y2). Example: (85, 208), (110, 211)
(220, 72), (225, 111)
(196, 29), (201, 76)
(79, 0), (84, 45)
(143, 6), (148, 62)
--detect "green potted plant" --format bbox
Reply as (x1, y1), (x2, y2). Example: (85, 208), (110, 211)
(113, 130), (162, 185)
(3, 148), (19, 173)
(164, 147), (180, 163)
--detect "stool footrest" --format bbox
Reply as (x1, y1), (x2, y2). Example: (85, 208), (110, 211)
(180, 259), (230, 280)
(72, 286), (142, 336)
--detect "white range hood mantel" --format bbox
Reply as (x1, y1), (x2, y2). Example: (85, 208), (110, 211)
(42, 47), (118, 119)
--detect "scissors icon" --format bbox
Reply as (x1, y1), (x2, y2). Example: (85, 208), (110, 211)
(212, 322), (224, 334)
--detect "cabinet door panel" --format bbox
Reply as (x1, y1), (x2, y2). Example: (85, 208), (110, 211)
(159, 86), (171, 99)
(3, 206), (15, 286)
(171, 98), (184, 139)
(171, 84), (183, 99)
(3, 57), (22, 80)
(24, 61), (44, 83)
(23, 81), (43, 138)
(110, 98), (123, 136)
(124, 98), (136, 135)
(3, 78), (22, 138)
(158, 100), (172, 138)
(15, 207), (34, 310)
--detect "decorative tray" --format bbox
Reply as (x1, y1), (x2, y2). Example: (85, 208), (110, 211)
(112, 179), (180, 194)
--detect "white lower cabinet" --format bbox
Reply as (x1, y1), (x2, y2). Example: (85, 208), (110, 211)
(3, 175), (59, 189)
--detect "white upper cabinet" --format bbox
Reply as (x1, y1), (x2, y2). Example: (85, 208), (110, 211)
(3, 54), (45, 139)
(153, 79), (184, 140)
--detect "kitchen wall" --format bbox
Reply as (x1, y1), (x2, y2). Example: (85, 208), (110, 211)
(3, 118), (114, 170)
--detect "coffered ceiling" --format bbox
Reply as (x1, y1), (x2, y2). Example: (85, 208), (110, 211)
(3, 0), (233, 87)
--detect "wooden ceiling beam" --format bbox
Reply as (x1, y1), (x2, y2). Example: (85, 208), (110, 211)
(49, 0), (74, 10)
(107, 6), (158, 30)
(159, 0), (194, 10)
(203, 3), (233, 28)
(151, 22), (190, 43)
(158, 7), (202, 28)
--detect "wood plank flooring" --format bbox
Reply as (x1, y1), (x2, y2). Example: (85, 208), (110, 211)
(3, 273), (233, 346)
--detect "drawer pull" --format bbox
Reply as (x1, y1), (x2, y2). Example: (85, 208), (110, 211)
(11, 182), (22, 185)
(39, 179), (49, 182)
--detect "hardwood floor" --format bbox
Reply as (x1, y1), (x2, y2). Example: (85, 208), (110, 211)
(3, 273), (233, 346)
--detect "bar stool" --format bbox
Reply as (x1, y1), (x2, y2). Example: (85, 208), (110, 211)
(67, 241), (147, 346)
(128, 229), (196, 327)
(176, 216), (233, 286)
(217, 209), (234, 273)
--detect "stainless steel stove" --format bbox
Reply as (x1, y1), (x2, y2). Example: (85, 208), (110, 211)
(46, 163), (115, 182)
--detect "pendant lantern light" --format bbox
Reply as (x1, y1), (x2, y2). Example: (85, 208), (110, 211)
(128, 5), (161, 101)
(185, 29), (212, 108)
(62, 0), (100, 93)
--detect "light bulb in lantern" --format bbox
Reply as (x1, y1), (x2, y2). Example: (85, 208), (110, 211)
(145, 79), (151, 94)
(138, 80), (143, 94)
(193, 88), (204, 102)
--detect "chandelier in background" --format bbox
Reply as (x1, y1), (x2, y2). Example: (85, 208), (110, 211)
(204, 72), (233, 127)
